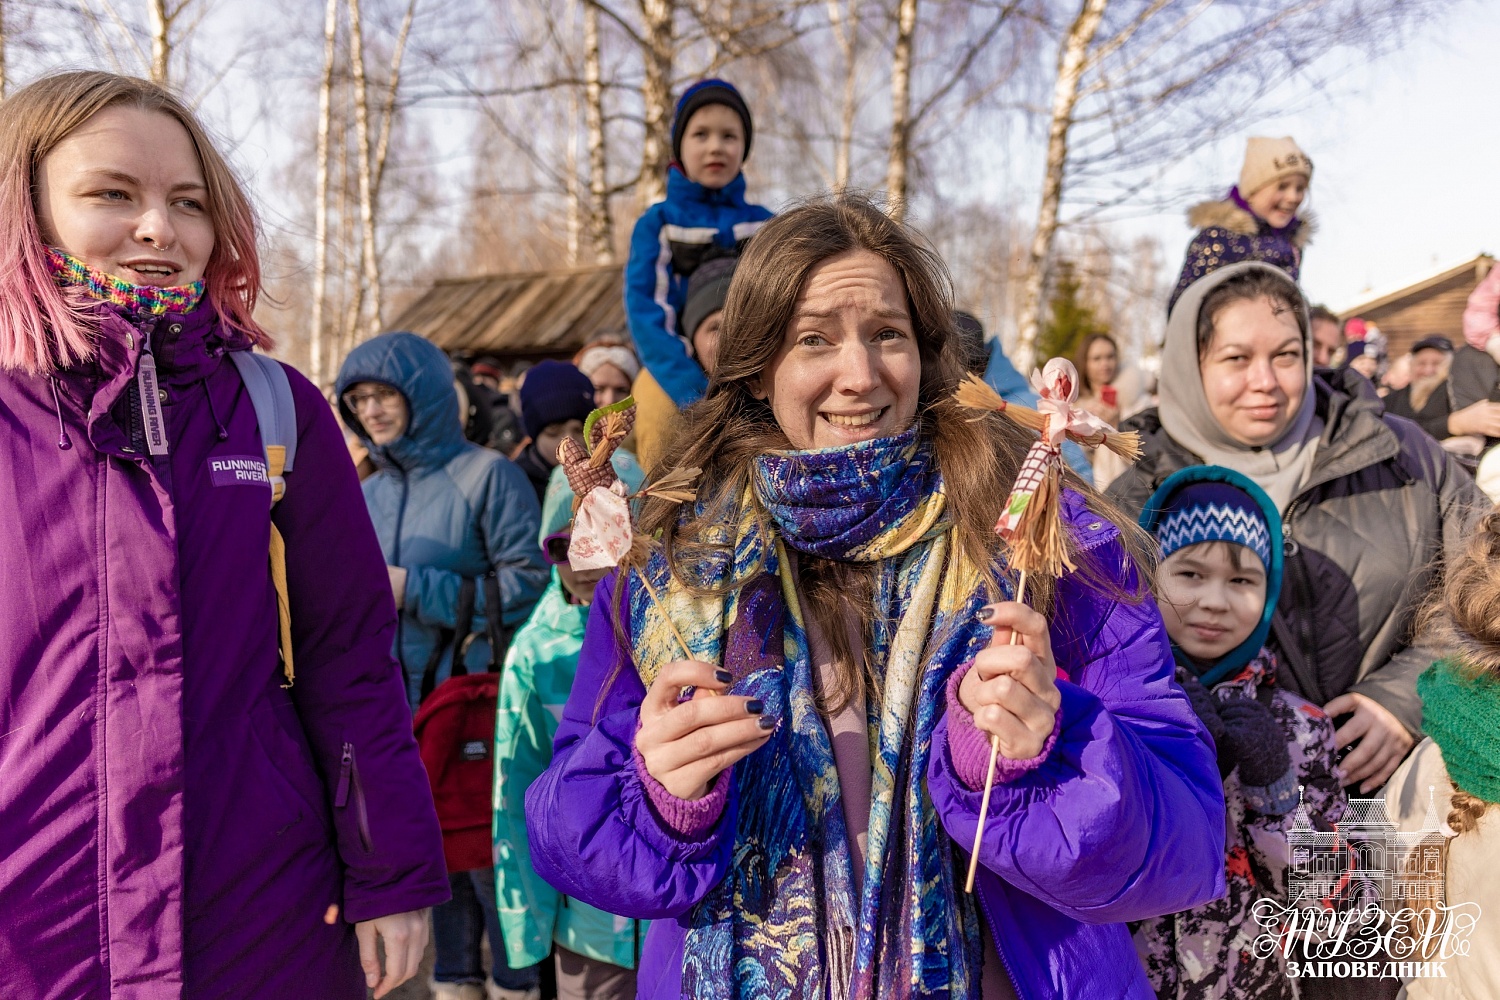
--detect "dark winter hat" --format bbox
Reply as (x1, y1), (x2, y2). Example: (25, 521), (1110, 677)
(682, 256), (737, 341)
(671, 79), (753, 168)
(1140, 466), (1284, 686)
(952, 311), (988, 374)
(1410, 334), (1454, 355)
(519, 360), (596, 440)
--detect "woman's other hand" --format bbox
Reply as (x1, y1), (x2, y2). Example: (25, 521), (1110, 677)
(636, 660), (775, 800)
(1323, 691), (1415, 793)
(959, 601), (1062, 760)
(1448, 399), (1500, 438)
(354, 909), (428, 998)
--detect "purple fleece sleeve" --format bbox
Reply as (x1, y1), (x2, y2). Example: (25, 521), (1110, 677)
(274, 365), (449, 922)
(930, 500), (1226, 925)
(943, 660), (1061, 791)
(525, 572), (738, 921)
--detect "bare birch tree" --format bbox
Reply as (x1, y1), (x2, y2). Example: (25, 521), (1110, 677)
(883, 0), (917, 221)
(583, 0), (614, 261)
(1010, 0), (1432, 365)
(636, 0), (674, 206)
(827, 0), (862, 191)
(346, 0), (380, 339)
(309, 0), (339, 388)
(1012, 0), (1106, 370)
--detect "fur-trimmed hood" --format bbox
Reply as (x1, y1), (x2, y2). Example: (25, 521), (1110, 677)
(1186, 198), (1316, 248)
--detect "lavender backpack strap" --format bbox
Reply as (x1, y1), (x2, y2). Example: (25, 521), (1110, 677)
(230, 350), (299, 684)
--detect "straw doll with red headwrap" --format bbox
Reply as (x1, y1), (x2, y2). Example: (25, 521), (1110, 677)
(954, 357), (1141, 889)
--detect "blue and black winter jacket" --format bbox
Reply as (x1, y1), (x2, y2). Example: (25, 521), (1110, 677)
(625, 166), (773, 408)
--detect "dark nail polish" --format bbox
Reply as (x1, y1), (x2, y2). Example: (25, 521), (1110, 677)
(745, 699), (765, 714)
(977, 605), (997, 622)
(715, 669), (732, 684)
(757, 715), (776, 730)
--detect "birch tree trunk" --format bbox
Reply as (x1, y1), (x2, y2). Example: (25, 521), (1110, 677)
(566, 87), (582, 266)
(884, 0), (917, 222)
(0, 0), (8, 100)
(638, 0), (675, 208)
(347, 0), (381, 340)
(829, 0), (861, 191)
(583, 1), (614, 262)
(147, 0), (169, 84)
(1012, 0), (1108, 370)
(309, 0), (339, 388)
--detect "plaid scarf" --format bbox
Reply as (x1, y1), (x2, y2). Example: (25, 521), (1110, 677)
(45, 247), (206, 316)
(630, 426), (996, 999)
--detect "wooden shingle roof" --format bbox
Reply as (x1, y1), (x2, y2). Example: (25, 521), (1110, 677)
(388, 264), (625, 358)
(1338, 254), (1494, 357)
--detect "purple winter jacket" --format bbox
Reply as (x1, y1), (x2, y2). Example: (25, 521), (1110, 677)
(0, 301), (449, 1000)
(526, 498), (1227, 999)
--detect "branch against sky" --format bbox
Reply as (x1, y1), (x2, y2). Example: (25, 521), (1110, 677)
(1010, 0), (1447, 364)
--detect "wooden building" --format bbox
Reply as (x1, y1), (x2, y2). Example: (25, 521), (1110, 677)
(387, 263), (625, 363)
(1339, 254), (1494, 358)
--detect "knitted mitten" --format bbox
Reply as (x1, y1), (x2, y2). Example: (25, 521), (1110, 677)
(1217, 695), (1292, 787)
(1179, 672), (1233, 779)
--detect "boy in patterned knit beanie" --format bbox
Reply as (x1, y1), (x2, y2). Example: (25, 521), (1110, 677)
(623, 78), (773, 437)
(1133, 466), (1346, 1000)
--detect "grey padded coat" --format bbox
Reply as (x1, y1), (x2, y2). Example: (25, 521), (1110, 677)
(1108, 368), (1491, 737)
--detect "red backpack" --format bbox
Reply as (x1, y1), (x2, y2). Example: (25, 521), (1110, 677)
(412, 575), (509, 873)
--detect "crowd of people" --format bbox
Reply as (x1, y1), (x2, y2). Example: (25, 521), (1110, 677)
(2, 66), (1500, 1000)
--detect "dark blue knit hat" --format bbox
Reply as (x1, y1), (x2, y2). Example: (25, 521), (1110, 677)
(671, 79), (753, 167)
(1154, 480), (1273, 571)
(519, 360), (595, 440)
(1140, 466), (1284, 685)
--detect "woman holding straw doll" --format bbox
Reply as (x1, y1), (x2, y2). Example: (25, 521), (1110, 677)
(526, 197), (1226, 999)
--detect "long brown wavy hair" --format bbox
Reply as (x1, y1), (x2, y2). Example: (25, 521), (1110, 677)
(634, 196), (1156, 711)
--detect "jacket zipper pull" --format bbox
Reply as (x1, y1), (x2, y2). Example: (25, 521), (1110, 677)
(334, 742), (353, 807)
(136, 329), (169, 456)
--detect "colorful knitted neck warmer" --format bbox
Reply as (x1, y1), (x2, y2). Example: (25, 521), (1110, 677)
(631, 426), (994, 999)
(1418, 660), (1500, 804)
(45, 247), (206, 316)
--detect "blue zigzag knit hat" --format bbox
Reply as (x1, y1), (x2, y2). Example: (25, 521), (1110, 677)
(1140, 466), (1284, 685)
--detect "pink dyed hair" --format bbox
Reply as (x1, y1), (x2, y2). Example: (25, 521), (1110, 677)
(0, 71), (271, 374)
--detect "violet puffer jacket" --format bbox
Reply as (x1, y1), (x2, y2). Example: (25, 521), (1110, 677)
(0, 301), (449, 1000)
(525, 496), (1226, 999)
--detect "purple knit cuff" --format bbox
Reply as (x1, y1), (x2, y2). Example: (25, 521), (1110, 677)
(631, 739), (729, 839)
(945, 660), (1063, 792)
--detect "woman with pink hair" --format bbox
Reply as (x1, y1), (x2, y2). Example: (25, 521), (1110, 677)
(0, 72), (447, 999)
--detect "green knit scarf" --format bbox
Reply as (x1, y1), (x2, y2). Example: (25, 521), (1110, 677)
(1418, 659), (1500, 804)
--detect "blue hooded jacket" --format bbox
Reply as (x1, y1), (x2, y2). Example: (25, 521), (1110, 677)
(337, 332), (549, 709)
(625, 167), (773, 408)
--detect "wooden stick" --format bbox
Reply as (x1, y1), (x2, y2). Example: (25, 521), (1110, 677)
(633, 565), (725, 700)
(966, 570), (1028, 893)
(635, 567), (694, 658)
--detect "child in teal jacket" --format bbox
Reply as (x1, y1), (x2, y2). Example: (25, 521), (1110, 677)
(493, 461), (645, 999)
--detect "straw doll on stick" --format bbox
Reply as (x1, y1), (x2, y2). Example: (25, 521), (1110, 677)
(954, 357), (1142, 890)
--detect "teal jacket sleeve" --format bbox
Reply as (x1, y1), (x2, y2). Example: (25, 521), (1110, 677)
(493, 620), (563, 967)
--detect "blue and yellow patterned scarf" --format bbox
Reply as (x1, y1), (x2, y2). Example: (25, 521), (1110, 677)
(630, 426), (1001, 999)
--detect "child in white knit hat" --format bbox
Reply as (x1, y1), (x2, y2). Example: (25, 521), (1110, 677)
(1169, 136), (1314, 314)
